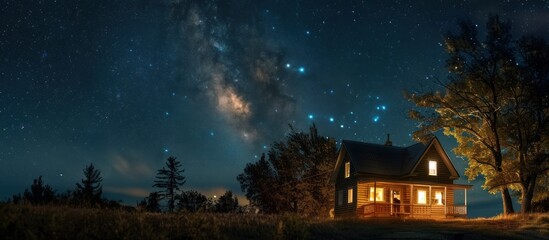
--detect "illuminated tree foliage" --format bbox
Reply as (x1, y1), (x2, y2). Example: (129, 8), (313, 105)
(154, 157), (186, 212)
(408, 15), (549, 214)
(237, 124), (337, 217)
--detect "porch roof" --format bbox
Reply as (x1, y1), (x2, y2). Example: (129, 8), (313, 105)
(358, 179), (473, 189)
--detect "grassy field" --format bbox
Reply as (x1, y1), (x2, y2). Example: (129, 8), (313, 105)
(1, 204), (548, 240)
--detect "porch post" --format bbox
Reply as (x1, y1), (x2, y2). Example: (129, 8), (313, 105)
(428, 185), (432, 205)
(390, 189), (393, 215)
(464, 188), (467, 215)
(465, 188), (467, 206)
(410, 184), (414, 216)
(374, 180), (377, 217)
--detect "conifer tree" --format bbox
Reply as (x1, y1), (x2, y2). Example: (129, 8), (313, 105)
(76, 164), (103, 206)
(153, 157), (186, 212)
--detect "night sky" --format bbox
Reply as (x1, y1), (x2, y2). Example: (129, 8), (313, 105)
(1, 0), (548, 217)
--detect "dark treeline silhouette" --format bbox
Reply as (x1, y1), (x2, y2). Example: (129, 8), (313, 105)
(6, 158), (245, 214)
(138, 157), (242, 213)
(7, 163), (127, 209)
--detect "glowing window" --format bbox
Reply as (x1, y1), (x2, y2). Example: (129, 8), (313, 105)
(337, 190), (343, 206)
(417, 190), (427, 204)
(369, 187), (384, 202)
(435, 191), (443, 205)
(429, 161), (437, 176)
(347, 188), (353, 203)
(345, 162), (350, 178)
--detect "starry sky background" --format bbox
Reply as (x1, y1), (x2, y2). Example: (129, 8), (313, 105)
(1, 0), (548, 217)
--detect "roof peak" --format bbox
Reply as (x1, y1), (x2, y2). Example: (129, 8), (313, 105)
(341, 138), (429, 149)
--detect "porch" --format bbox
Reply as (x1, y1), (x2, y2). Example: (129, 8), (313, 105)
(360, 202), (467, 218)
(356, 181), (471, 218)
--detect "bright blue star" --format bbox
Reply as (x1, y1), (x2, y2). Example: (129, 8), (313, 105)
(373, 116), (380, 122)
(286, 63), (291, 68)
(306, 30), (310, 35)
(164, 149), (169, 153)
(299, 67), (305, 73)
(381, 105), (386, 110)
(329, 117), (334, 122)
(165, 112), (170, 116)
(308, 114), (314, 119)
(340, 124), (344, 128)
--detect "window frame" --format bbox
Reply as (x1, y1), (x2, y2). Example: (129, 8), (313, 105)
(369, 187), (384, 202)
(417, 190), (427, 204)
(428, 160), (437, 176)
(434, 191), (443, 205)
(347, 188), (353, 203)
(344, 162), (350, 178)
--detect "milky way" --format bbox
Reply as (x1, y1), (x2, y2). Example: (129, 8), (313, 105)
(171, 0), (296, 144)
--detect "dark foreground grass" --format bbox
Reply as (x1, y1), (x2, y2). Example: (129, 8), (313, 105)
(1, 204), (548, 240)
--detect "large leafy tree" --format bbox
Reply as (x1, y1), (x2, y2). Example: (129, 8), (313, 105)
(75, 163), (103, 206)
(153, 156), (186, 212)
(408, 15), (549, 214)
(501, 35), (549, 213)
(237, 124), (337, 217)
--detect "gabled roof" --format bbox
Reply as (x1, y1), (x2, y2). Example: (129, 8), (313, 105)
(330, 137), (460, 182)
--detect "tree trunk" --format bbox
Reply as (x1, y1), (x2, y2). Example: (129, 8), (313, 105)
(521, 175), (537, 214)
(501, 187), (515, 215)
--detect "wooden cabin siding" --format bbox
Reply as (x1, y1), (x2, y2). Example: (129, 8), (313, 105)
(446, 189), (454, 206)
(334, 154), (357, 218)
(410, 147), (453, 184)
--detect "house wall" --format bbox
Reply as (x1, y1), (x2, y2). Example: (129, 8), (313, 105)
(334, 153), (357, 218)
(410, 146), (453, 184)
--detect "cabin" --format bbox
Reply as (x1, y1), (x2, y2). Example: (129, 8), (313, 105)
(330, 136), (472, 218)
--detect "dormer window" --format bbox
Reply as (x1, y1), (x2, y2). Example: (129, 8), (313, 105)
(345, 162), (350, 178)
(429, 160), (437, 176)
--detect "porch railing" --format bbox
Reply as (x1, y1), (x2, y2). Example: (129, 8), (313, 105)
(446, 205), (467, 216)
(361, 203), (467, 217)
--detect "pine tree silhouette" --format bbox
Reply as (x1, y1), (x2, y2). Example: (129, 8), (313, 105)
(153, 157), (185, 212)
